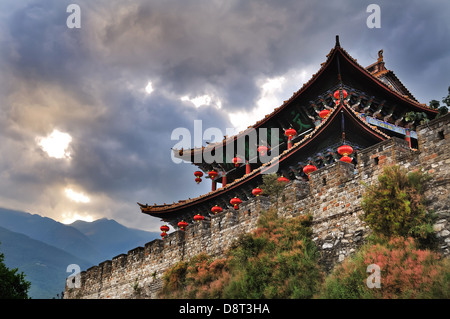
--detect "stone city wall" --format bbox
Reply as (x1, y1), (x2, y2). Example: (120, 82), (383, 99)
(65, 114), (449, 298)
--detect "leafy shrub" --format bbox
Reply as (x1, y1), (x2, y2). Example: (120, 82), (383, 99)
(224, 211), (323, 299)
(0, 245), (31, 299)
(317, 236), (450, 299)
(159, 210), (324, 299)
(361, 165), (436, 248)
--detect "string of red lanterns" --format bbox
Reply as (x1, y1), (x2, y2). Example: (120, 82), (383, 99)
(194, 171), (203, 184)
(160, 224), (170, 239)
(337, 144), (353, 163)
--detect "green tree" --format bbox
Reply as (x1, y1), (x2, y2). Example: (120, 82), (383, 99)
(0, 244), (31, 299)
(429, 86), (449, 117)
(360, 166), (436, 248)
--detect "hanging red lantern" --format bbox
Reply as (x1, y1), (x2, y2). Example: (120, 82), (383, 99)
(252, 187), (263, 196)
(303, 164), (317, 176)
(232, 156), (242, 167)
(178, 220), (188, 231)
(194, 171), (203, 184)
(277, 176), (289, 183)
(337, 145), (353, 156)
(211, 205), (223, 215)
(257, 145), (268, 156)
(334, 89), (348, 99)
(160, 224), (169, 239)
(319, 109), (330, 119)
(194, 214), (205, 222)
(194, 171), (203, 178)
(208, 170), (218, 179)
(230, 197), (242, 210)
(285, 128), (297, 140)
(340, 155), (352, 163)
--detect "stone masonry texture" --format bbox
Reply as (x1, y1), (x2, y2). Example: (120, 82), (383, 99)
(64, 114), (450, 299)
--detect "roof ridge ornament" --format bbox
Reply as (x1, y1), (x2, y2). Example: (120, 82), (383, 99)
(335, 35), (340, 47)
(377, 49), (384, 62)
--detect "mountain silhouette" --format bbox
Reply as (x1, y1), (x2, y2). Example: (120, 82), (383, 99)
(0, 207), (159, 298)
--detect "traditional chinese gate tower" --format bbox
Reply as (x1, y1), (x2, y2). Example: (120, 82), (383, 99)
(138, 36), (438, 229)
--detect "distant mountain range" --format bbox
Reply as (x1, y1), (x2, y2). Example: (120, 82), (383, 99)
(0, 208), (159, 299)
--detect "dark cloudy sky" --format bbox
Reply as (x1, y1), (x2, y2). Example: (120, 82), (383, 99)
(0, 0), (449, 232)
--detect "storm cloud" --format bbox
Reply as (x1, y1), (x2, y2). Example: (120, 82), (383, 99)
(0, 0), (449, 231)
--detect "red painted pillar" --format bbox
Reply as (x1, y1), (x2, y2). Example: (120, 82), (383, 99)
(405, 129), (411, 148)
(288, 140), (293, 150)
(245, 161), (251, 174)
(222, 172), (227, 187)
(212, 180), (217, 191)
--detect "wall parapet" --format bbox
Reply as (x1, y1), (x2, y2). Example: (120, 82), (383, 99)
(65, 115), (450, 299)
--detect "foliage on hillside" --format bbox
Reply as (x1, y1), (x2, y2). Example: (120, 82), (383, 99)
(159, 166), (449, 299)
(321, 165), (449, 299)
(360, 165), (437, 248)
(159, 209), (324, 299)
(317, 236), (450, 299)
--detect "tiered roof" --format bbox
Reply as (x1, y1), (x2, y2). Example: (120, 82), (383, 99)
(140, 36), (437, 225)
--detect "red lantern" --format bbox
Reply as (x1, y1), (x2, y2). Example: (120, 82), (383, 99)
(257, 145), (268, 156)
(194, 171), (203, 183)
(285, 128), (297, 140)
(230, 197), (242, 210)
(194, 214), (204, 222)
(211, 205), (223, 215)
(334, 89), (348, 99)
(340, 155), (352, 163)
(303, 164), (317, 176)
(277, 176), (289, 183)
(232, 156), (242, 167)
(178, 220), (188, 231)
(194, 171), (203, 178)
(252, 187), (263, 196)
(160, 224), (170, 239)
(319, 109), (330, 119)
(337, 145), (353, 156)
(208, 170), (218, 179)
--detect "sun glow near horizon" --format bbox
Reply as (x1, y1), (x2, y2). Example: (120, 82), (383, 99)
(60, 212), (95, 224)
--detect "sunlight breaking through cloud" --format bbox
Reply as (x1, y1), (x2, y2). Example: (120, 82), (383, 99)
(36, 129), (72, 159)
